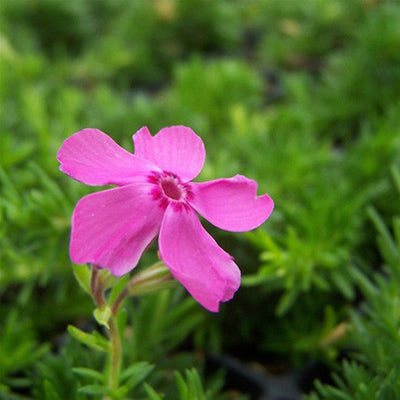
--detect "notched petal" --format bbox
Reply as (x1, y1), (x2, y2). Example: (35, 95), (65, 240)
(133, 125), (205, 182)
(159, 206), (241, 312)
(58, 128), (157, 186)
(189, 175), (274, 232)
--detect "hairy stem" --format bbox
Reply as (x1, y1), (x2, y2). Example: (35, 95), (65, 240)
(90, 265), (123, 399)
(91, 264), (106, 307)
(105, 316), (122, 399)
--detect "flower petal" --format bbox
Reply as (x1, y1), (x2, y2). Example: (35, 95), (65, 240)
(70, 183), (164, 276)
(133, 125), (205, 181)
(189, 175), (274, 232)
(58, 128), (158, 186)
(159, 205), (241, 312)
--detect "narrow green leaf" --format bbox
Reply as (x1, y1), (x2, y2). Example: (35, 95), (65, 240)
(331, 270), (354, 299)
(174, 371), (188, 399)
(78, 385), (111, 396)
(393, 216), (400, 248)
(144, 383), (163, 400)
(121, 361), (154, 391)
(348, 267), (377, 298)
(92, 330), (110, 349)
(68, 325), (108, 352)
(391, 164), (400, 195)
(43, 380), (62, 400)
(0, 390), (32, 399)
(189, 369), (205, 399)
(276, 289), (298, 316)
(368, 207), (397, 263)
(72, 264), (91, 294)
(72, 367), (104, 382)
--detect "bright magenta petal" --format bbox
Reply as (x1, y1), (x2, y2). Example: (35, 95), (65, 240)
(57, 128), (158, 186)
(189, 175), (274, 232)
(159, 206), (241, 312)
(133, 125), (205, 181)
(70, 183), (163, 276)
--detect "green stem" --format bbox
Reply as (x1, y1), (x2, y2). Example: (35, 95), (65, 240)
(90, 265), (123, 399)
(90, 263), (173, 399)
(106, 315), (122, 398)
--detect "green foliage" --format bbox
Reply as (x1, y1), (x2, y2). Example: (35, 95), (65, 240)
(174, 369), (211, 400)
(144, 368), (228, 400)
(0, 310), (49, 391)
(315, 4), (400, 140)
(32, 355), (83, 400)
(125, 289), (205, 362)
(307, 168), (400, 399)
(256, 0), (365, 67)
(165, 57), (263, 131)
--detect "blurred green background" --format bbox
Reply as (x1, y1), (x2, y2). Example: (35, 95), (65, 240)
(1, 0), (400, 398)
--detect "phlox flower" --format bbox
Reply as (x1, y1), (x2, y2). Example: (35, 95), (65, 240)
(57, 126), (274, 311)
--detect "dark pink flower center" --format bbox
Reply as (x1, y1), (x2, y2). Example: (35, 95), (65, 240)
(148, 171), (193, 210)
(161, 177), (183, 200)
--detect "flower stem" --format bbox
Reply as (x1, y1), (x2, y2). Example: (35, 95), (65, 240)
(111, 287), (129, 316)
(90, 265), (123, 399)
(91, 264), (106, 307)
(105, 315), (122, 398)
(89, 263), (173, 399)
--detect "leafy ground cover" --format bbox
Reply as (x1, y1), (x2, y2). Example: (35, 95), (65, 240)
(1, 0), (400, 398)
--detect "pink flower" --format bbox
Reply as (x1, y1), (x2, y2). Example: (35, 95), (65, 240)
(57, 126), (274, 312)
